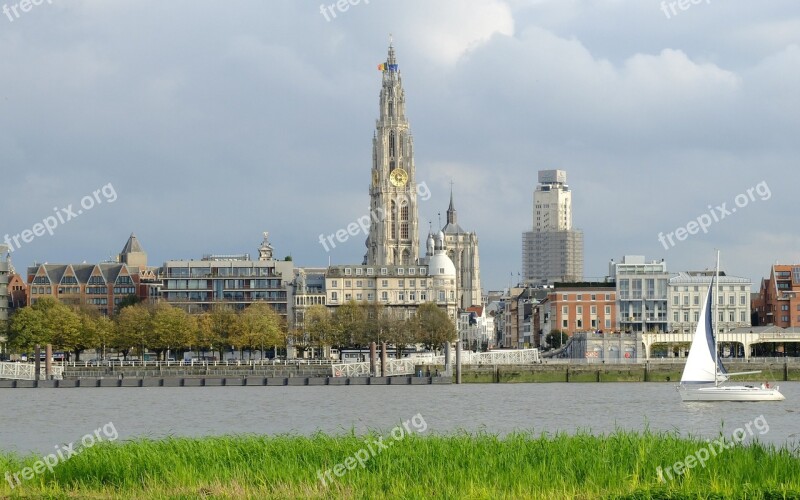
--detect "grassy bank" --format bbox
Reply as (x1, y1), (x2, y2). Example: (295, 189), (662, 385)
(2, 432), (799, 499)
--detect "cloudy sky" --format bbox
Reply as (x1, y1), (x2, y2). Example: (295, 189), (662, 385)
(2, 0), (799, 291)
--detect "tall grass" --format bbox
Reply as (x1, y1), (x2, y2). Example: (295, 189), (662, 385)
(1, 431), (799, 499)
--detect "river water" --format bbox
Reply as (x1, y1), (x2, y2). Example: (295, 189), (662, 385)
(2, 382), (799, 455)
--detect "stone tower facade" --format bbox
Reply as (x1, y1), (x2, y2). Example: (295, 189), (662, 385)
(365, 42), (419, 267)
(442, 190), (482, 309)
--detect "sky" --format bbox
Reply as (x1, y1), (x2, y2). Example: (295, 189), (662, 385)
(2, 0), (799, 292)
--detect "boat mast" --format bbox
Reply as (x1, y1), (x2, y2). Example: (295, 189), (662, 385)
(714, 250), (720, 387)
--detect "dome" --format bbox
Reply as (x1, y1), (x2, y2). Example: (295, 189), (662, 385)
(427, 253), (456, 277)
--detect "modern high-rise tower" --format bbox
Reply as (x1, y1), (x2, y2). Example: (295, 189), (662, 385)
(522, 170), (583, 285)
(365, 42), (419, 266)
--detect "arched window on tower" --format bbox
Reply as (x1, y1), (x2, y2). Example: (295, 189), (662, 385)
(400, 202), (409, 239)
(390, 201), (397, 239)
(399, 133), (404, 156)
(388, 100), (394, 118)
(389, 131), (396, 158)
(402, 249), (410, 266)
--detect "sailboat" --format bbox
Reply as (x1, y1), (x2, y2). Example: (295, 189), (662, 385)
(679, 253), (785, 402)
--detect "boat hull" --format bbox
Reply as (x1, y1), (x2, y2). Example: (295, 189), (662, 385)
(679, 385), (785, 402)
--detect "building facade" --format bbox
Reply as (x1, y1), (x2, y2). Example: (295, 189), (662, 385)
(161, 234), (294, 317)
(753, 265), (800, 327)
(541, 283), (617, 337)
(668, 272), (751, 333)
(442, 191), (482, 309)
(522, 170), (583, 285)
(611, 256), (669, 332)
(327, 232), (458, 323)
(365, 42), (419, 267)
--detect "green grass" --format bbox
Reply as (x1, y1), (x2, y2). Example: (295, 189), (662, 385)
(1, 431), (799, 499)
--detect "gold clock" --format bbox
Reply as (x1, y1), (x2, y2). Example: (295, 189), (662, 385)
(389, 168), (408, 187)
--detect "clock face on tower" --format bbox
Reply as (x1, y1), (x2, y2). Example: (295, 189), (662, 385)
(389, 168), (409, 187)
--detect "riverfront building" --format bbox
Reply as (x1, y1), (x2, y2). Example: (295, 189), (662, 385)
(326, 232), (458, 323)
(24, 234), (156, 316)
(611, 256), (669, 333)
(753, 264), (800, 327)
(538, 283), (617, 339)
(161, 233), (294, 318)
(522, 170), (583, 285)
(668, 271), (751, 334)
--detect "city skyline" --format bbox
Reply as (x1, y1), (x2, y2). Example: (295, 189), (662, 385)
(2, 1), (799, 291)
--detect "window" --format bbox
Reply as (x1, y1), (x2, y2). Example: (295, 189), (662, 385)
(398, 268), (404, 276)
(344, 268), (352, 276)
(782, 315), (789, 322)
(591, 294), (596, 301)
(693, 295), (699, 306)
(741, 312), (746, 322)
(356, 280), (363, 287)
(345, 294), (352, 301)
(409, 268), (416, 276)
(438, 291), (445, 302)
(331, 280), (338, 288)
(605, 306), (611, 315)
(684, 312), (689, 322)
(381, 268), (388, 275)
(562, 306), (568, 315)
(729, 295), (735, 306)
(576, 295), (582, 301)
(409, 279), (415, 287)
(562, 294), (568, 301)
(356, 293), (363, 301)
(398, 292), (405, 301)
(591, 306), (597, 314)
(356, 268), (363, 276)
(576, 306), (583, 315)
(605, 319), (611, 328)
(367, 268), (375, 276)
(381, 291), (389, 301)
(398, 279), (404, 288)
(729, 312), (734, 322)
(605, 294), (611, 301)
(741, 295), (746, 306)
(420, 292), (426, 301)
(367, 293), (374, 301)
(683, 296), (689, 306)
(673, 296), (679, 306)
(562, 319), (568, 328)
(331, 292), (338, 301)
(409, 292), (416, 301)
(382, 280), (389, 288)
(694, 312), (699, 322)
(782, 305), (789, 311)
(345, 280), (351, 288)
(673, 312), (679, 322)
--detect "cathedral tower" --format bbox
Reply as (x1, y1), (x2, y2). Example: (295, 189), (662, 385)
(365, 41), (419, 266)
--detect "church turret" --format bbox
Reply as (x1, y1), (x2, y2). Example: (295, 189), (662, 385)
(365, 39), (419, 267)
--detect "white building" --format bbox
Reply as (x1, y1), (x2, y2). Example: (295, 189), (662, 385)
(522, 170), (583, 285)
(458, 305), (494, 350)
(668, 272), (752, 333)
(611, 256), (669, 333)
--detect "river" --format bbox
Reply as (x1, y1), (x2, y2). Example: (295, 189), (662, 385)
(2, 382), (799, 455)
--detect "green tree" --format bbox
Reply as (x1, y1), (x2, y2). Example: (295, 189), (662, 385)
(332, 300), (367, 348)
(151, 304), (195, 359)
(115, 294), (142, 315)
(8, 306), (47, 352)
(304, 304), (333, 358)
(236, 303), (285, 359)
(546, 329), (568, 349)
(206, 304), (239, 360)
(412, 303), (456, 351)
(115, 303), (153, 359)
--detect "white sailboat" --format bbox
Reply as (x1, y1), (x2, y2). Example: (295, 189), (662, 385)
(679, 253), (785, 402)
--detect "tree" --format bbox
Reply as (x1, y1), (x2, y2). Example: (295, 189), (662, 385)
(206, 304), (239, 360)
(413, 303), (456, 351)
(546, 329), (568, 349)
(150, 304), (195, 359)
(332, 300), (367, 348)
(115, 303), (153, 359)
(304, 304), (332, 358)
(115, 294), (142, 315)
(235, 303), (286, 359)
(8, 306), (47, 352)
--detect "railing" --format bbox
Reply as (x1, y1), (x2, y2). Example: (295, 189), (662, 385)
(0, 362), (64, 380)
(61, 359), (336, 369)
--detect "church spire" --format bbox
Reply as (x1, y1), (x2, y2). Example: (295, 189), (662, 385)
(447, 183), (457, 225)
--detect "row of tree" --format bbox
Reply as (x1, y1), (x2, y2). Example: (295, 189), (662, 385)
(6, 297), (285, 361)
(3, 298), (457, 361)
